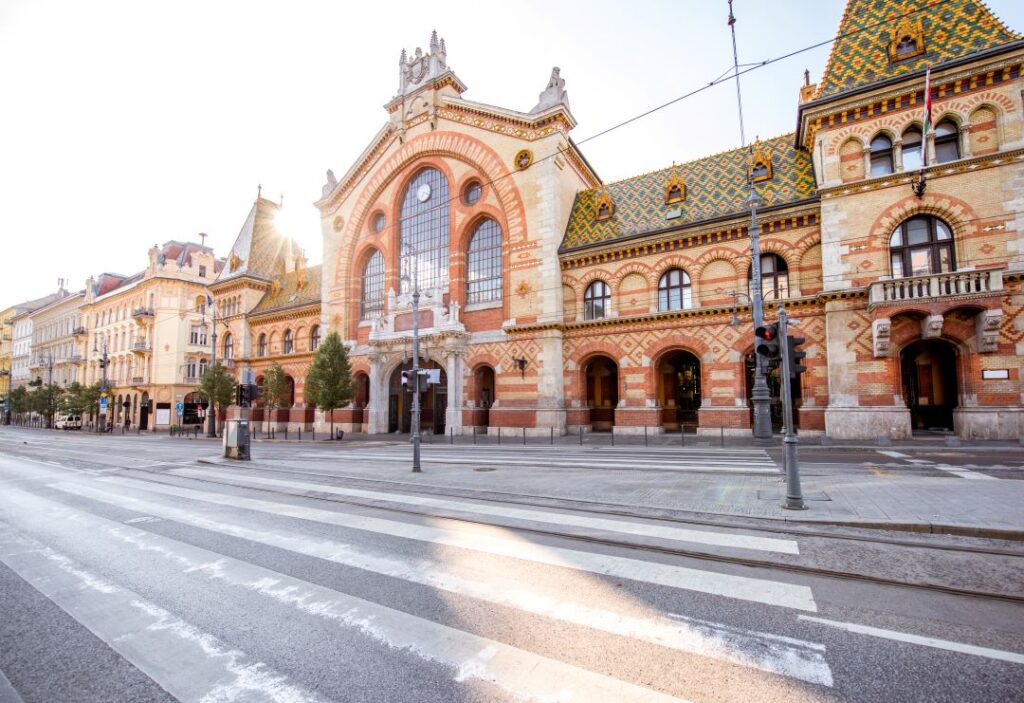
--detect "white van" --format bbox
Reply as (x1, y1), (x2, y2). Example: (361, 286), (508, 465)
(56, 415), (82, 430)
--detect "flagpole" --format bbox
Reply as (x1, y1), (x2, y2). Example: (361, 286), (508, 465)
(914, 67), (932, 197)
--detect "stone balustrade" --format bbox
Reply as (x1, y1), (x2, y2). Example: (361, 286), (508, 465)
(868, 269), (1002, 305)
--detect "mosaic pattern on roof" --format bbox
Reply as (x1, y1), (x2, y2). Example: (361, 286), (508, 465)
(251, 265), (322, 314)
(817, 0), (1020, 99)
(561, 134), (814, 251)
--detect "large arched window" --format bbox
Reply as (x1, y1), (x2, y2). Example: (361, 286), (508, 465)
(658, 269), (692, 311)
(310, 325), (321, 351)
(257, 333), (267, 357)
(890, 216), (955, 278)
(749, 254), (789, 301)
(466, 219), (503, 304)
(400, 168), (450, 293)
(223, 333), (233, 359)
(584, 280), (611, 320)
(361, 250), (385, 319)
(901, 126), (923, 171)
(934, 119), (960, 164)
(870, 134), (894, 176)
(283, 329), (293, 354)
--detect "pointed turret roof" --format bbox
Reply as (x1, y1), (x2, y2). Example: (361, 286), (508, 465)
(216, 196), (299, 283)
(816, 0), (1020, 99)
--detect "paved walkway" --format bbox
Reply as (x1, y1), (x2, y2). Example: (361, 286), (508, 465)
(202, 442), (1024, 540)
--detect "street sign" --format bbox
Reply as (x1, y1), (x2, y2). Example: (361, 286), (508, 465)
(99, 398), (108, 412)
(175, 402), (184, 412)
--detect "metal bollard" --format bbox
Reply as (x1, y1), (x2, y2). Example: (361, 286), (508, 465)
(522, 427), (526, 445)
(579, 426), (583, 445)
(550, 427), (553, 445)
(680, 425), (685, 446)
(298, 428), (302, 441)
(473, 427), (476, 445)
(284, 428), (288, 441)
(720, 426), (725, 448)
(498, 426), (501, 445)
(450, 427), (454, 445)
(644, 425), (648, 447)
(611, 430), (615, 447)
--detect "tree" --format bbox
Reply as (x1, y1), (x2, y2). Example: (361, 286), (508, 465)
(304, 331), (354, 439)
(62, 382), (101, 417)
(198, 363), (236, 433)
(8, 385), (28, 416)
(261, 362), (288, 411)
(28, 383), (63, 427)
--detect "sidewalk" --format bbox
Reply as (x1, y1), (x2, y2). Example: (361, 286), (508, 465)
(200, 445), (1024, 541)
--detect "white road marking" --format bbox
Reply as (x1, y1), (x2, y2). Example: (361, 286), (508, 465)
(2, 488), (696, 703)
(176, 467), (799, 554)
(54, 480), (832, 686)
(933, 465), (998, 480)
(0, 527), (324, 703)
(798, 616), (1024, 664)
(0, 667), (24, 703)
(95, 475), (818, 611)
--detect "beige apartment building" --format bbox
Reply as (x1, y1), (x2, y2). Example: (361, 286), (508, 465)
(28, 289), (86, 392)
(81, 240), (222, 429)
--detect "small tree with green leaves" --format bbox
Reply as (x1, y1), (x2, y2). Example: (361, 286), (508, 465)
(304, 331), (354, 439)
(198, 363), (236, 433)
(62, 382), (101, 418)
(261, 362), (288, 416)
(28, 383), (63, 428)
(8, 385), (28, 418)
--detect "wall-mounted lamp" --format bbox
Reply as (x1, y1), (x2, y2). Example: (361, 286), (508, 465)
(512, 356), (528, 379)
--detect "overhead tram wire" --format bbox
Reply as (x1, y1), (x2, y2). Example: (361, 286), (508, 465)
(346, 0), (955, 248)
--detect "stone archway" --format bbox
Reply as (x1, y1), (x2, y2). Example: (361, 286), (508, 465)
(473, 365), (496, 428)
(584, 355), (618, 432)
(900, 339), (958, 431)
(656, 350), (701, 431)
(388, 360), (447, 434)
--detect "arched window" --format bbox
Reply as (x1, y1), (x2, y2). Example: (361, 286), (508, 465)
(466, 218), (503, 304)
(934, 119), (960, 163)
(870, 134), (894, 176)
(895, 35), (918, 58)
(361, 250), (385, 319)
(223, 333), (233, 359)
(283, 329), (293, 354)
(310, 325), (321, 351)
(400, 168), (450, 293)
(890, 216), (955, 278)
(658, 269), (692, 311)
(584, 280), (611, 320)
(750, 254), (789, 301)
(258, 333), (267, 357)
(901, 126), (923, 171)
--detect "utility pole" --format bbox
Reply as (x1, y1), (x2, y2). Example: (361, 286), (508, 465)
(728, 1), (773, 444)
(95, 336), (109, 432)
(46, 354), (54, 430)
(777, 306), (805, 510)
(409, 249), (422, 473)
(207, 295), (218, 438)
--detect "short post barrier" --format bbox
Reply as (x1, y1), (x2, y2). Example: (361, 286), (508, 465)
(522, 427), (526, 445)
(720, 426), (725, 448)
(298, 428), (302, 442)
(472, 427), (477, 445)
(498, 426), (501, 445)
(284, 428), (288, 441)
(450, 427), (454, 445)
(611, 430), (615, 447)
(644, 425), (648, 447)
(579, 426), (583, 446)
(550, 427), (553, 446)
(311, 429), (315, 441)
(680, 425), (685, 446)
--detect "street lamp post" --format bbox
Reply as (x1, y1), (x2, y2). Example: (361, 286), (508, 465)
(400, 243), (423, 473)
(0, 363), (10, 426)
(206, 298), (218, 438)
(94, 337), (108, 432)
(748, 192), (774, 444)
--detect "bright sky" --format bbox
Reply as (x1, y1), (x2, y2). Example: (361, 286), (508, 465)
(2, 0), (1022, 302)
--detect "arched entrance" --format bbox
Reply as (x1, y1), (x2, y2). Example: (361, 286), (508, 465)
(657, 351), (701, 431)
(900, 339), (958, 431)
(474, 365), (496, 428)
(388, 360), (447, 434)
(585, 355), (618, 431)
(183, 391), (205, 426)
(745, 351), (801, 431)
(139, 392), (150, 430)
(353, 372), (370, 428)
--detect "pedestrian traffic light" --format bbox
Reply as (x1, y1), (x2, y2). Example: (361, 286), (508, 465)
(400, 370), (410, 387)
(786, 335), (807, 379)
(754, 323), (781, 359)
(236, 384), (248, 406)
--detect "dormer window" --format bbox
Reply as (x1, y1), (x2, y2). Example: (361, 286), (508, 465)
(895, 36), (917, 58)
(594, 189), (615, 221)
(750, 162), (769, 181)
(664, 164), (687, 204)
(748, 139), (773, 182)
(888, 17), (925, 61)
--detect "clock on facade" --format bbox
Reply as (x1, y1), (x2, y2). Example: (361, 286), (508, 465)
(416, 183), (432, 202)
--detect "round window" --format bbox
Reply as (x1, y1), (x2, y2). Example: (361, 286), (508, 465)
(464, 181), (483, 205)
(372, 213), (386, 234)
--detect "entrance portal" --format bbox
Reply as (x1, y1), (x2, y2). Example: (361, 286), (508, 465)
(745, 353), (801, 431)
(900, 340), (958, 431)
(585, 356), (618, 431)
(388, 361), (447, 434)
(657, 351), (701, 430)
(475, 366), (495, 428)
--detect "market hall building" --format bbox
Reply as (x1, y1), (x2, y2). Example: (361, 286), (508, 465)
(221, 0), (1023, 440)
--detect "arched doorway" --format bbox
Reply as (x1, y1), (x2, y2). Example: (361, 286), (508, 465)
(474, 365), (496, 428)
(388, 361), (447, 434)
(139, 392), (150, 430)
(585, 356), (618, 431)
(282, 376), (295, 407)
(183, 391), (205, 426)
(251, 375), (265, 423)
(657, 351), (701, 431)
(352, 372), (370, 428)
(745, 351), (801, 431)
(901, 339), (958, 431)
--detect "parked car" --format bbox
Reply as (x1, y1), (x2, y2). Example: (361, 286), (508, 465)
(56, 415), (82, 430)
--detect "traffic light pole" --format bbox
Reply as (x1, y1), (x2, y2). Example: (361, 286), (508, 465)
(777, 307), (805, 510)
(748, 194), (774, 445)
(207, 302), (218, 438)
(410, 273), (422, 473)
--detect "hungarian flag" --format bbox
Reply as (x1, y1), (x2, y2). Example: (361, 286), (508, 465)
(922, 68), (933, 167)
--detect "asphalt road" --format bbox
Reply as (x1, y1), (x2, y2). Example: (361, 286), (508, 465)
(1, 427), (1023, 702)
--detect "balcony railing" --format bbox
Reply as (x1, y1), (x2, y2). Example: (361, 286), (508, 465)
(868, 269), (1003, 305)
(183, 376), (200, 385)
(132, 341), (152, 353)
(131, 307), (154, 319)
(72, 326), (87, 336)
(131, 376), (148, 385)
(67, 355), (84, 364)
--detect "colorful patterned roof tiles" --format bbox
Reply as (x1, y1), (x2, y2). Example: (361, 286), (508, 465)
(561, 134), (815, 251)
(816, 0), (1020, 99)
(251, 265), (322, 315)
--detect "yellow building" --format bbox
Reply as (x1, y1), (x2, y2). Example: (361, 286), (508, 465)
(81, 240), (221, 429)
(0, 305), (13, 408)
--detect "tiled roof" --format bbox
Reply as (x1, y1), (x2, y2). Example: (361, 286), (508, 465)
(561, 134), (815, 251)
(251, 264), (322, 315)
(816, 0), (1020, 99)
(216, 198), (300, 283)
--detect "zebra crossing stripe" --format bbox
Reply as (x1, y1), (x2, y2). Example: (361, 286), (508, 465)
(174, 467), (799, 554)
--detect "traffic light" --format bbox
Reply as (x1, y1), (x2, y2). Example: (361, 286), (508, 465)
(786, 335), (807, 379)
(754, 323), (781, 359)
(400, 370), (410, 387)
(98, 358), (108, 369)
(236, 384), (248, 406)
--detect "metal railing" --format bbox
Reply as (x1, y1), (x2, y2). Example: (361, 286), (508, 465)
(131, 307), (154, 318)
(869, 268), (1002, 304)
(132, 341), (151, 352)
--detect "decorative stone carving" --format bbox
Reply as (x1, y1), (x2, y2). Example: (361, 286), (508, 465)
(976, 309), (1002, 353)
(322, 169), (337, 197)
(921, 314), (943, 339)
(871, 317), (891, 357)
(531, 66), (569, 113)
(397, 31), (448, 97)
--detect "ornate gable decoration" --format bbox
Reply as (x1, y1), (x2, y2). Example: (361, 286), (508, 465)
(229, 253), (244, 272)
(889, 11), (925, 62)
(748, 139), (773, 183)
(595, 188), (615, 221)
(664, 163), (686, 204)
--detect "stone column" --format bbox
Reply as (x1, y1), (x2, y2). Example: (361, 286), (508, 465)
(367, 352), (390, 434)
(445, 350), (464, 434)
